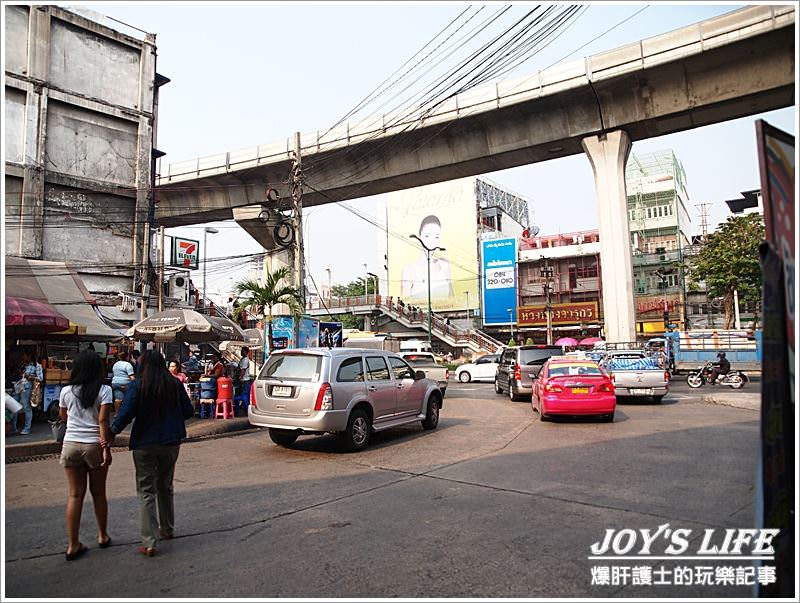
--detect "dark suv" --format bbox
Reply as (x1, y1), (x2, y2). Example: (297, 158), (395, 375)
(495, 345), (563, 401)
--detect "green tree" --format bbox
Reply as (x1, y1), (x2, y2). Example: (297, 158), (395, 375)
(235, 267), (303, 353)
(686, 214), (764, 329)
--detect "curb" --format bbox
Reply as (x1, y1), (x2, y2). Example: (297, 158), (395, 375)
(701, 394), (761, 412)
(5, 417), (255, 462)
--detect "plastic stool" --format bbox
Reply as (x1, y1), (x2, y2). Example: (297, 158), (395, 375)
(214, 398), (234, 419)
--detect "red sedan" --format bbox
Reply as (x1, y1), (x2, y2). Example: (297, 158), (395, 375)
(532, 358), (616, 422)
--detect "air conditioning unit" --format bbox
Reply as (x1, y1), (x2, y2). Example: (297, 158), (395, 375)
(169, 272), (190, 305)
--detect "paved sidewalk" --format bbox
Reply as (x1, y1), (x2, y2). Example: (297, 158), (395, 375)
(4, 415), (255, 461)
(701, 392), (761, 412)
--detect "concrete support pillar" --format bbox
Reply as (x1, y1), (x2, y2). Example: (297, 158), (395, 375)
(17, 7), (51, 258)
(581, 130), (636, 343)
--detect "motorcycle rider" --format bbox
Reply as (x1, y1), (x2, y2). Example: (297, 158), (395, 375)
(709, 351), (730, 384)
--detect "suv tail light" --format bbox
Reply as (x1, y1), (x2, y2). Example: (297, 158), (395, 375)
(445, 368), (450, 381)
(665, 371), (670, 382)
(597, 382), (614, 393)
(250, 381), (257, 406)
(609, 372), (615, 383)
(544, 382), (563, 393)
(514, 363), (521, 382)
(314, 382), (333, 411)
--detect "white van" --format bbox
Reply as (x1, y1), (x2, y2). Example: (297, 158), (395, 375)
(400, 339), (432, 353)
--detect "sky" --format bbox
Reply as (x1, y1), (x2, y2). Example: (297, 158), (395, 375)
(85, 1), (797, 301)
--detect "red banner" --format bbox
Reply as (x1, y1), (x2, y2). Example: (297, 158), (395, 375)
(518, 301), (598, 326)
(636, 294), (681, 316)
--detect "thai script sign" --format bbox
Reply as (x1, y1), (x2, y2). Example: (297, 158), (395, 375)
(481, 238), (517, 325)
(518, 301), (598, 326)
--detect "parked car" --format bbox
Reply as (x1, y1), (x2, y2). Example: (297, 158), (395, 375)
(494, 345), (564, 401)
(600, 350), (670, 403)
(399, 352), (449, 395)
(454, 354), (500, 383)
(249, 348), (443, 451)
(532, 357), (616, 422)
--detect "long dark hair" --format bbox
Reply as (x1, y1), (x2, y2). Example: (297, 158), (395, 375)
(138, 350), (177, 416)
(69, 351), (105, 410)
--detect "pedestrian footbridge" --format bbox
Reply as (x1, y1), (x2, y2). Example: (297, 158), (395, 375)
(306, 295), (503, 355)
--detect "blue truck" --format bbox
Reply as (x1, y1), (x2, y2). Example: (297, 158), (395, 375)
(666, 329), (762, 373)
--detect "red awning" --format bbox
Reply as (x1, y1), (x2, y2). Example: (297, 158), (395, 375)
(6, 296), (70, 332)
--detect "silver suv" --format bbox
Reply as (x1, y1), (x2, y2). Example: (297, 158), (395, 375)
(249, 348), (443, 451)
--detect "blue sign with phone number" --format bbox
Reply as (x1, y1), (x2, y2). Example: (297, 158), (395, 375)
(481, 238), (517, 326)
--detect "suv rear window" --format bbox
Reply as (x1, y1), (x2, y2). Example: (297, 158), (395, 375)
(518, 347), (563, 365)
(260, 354), (322, 382)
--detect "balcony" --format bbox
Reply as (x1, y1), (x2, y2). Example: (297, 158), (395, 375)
(574, 277), (599, 292)
(632, 250), (682, 267)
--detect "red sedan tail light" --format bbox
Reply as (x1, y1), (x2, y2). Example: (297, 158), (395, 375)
(544, 382), (564, 393)
(250, 381), (257, 406)
(597, 382), (614, 393)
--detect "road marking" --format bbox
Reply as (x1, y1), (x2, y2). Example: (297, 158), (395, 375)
(665, 394), (693, 400)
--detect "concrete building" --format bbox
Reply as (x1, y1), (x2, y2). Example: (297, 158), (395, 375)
(516, 230), (602, 343)
(4, 5), (161, 317)
(625, 150), (693, 335)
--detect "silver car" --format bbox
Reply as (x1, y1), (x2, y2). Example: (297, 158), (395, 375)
(248, 348), (443, 451)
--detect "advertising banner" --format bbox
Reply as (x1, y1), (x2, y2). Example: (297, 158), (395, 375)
(518, 301), (598, 326)
(386, 178), (479, 311)
(319, 321), (343, 347)
(481, 238), (517, 325)
(298, 317), (320, 349)
(270, 317), (294, 350)
(170, 237), (199, 270)
(635, 294), (681, 316)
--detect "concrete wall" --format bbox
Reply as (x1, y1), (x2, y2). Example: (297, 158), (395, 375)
(3, 5), (156, 298)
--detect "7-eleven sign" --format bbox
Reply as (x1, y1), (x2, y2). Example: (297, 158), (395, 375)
(170, 237), (200, 270)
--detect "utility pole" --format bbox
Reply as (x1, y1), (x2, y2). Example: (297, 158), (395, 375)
(541, 257), (554, 345)
(292, 132), (305, 307)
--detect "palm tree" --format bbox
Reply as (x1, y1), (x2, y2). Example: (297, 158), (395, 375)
(235, 266), (303, 355)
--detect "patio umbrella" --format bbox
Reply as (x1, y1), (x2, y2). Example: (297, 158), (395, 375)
(579, 337), (604, 346)
(127, 309), (247, 343)
(5, 296), (70, 334)
(219, 328), (264, 353)
(555, 337), (579, 347)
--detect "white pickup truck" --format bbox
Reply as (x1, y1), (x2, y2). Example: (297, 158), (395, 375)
(400, 352), (449, 396)
(600, 350), (670, 403)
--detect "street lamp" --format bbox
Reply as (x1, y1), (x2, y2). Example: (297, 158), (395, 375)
(409, 234), (446, 345)
(508, 308), (514, 343)
(367, 272), (378, 302)
(465, 290), (470, 329)
(363, 263), (368, 298)
(203, 227), (219, 311)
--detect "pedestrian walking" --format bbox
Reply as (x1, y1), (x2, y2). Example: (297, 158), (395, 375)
(235, 347), (252, 417)
(11, 350), (43, 435)
(111, 351), (135, 416)
(109, 350), (194, 557)
(58, 351), (114, 561)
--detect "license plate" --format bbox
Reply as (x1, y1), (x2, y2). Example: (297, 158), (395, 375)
(272, 386), (292, 397)
(630, 388), (652, 395)
(571, 387), (589, 394)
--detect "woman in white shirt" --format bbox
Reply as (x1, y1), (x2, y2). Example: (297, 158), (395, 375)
(59, 351), (114, 561)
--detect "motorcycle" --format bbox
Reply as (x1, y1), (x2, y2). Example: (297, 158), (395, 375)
(686, 362), (748, 389)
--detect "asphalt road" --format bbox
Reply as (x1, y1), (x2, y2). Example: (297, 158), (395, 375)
(5, 382), (763, 598)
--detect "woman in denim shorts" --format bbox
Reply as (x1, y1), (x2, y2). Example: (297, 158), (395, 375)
(59, 351), (114, 561)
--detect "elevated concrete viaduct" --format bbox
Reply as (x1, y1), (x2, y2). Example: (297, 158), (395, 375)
(154, 5), (795, 342)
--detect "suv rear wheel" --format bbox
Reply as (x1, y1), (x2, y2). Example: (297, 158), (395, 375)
(269, 428), (299, 447)
(341, 408), (371, 452)
(494, 378), (503, 394)
(421, 395), (441, 430)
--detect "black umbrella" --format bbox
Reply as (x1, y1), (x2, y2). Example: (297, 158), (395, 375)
(127, 309), (247, 343)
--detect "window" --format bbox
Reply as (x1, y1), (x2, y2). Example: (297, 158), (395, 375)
(388, 357), (415, 380)
(337, 357), (364, 382)
(261, 354), (321, 383)
(366, 356), (391, 381)
(647, 208), (652, 219)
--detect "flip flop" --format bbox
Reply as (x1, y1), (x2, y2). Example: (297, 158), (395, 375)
(98, 537), (112, 549)
(159, 529), (174, 540)
(65, 544), (88, 561)
(139, 546), (156, 557)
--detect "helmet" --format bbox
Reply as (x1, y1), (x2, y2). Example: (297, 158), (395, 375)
(717, 351), (726, 359)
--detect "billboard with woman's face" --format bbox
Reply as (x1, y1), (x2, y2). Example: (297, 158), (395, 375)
(386, 178), (479, 312)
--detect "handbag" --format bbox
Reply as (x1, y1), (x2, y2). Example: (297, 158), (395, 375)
(13, 379), (26, 395)
(30, 380), (43, 408)
(49, 419), (66, 443)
